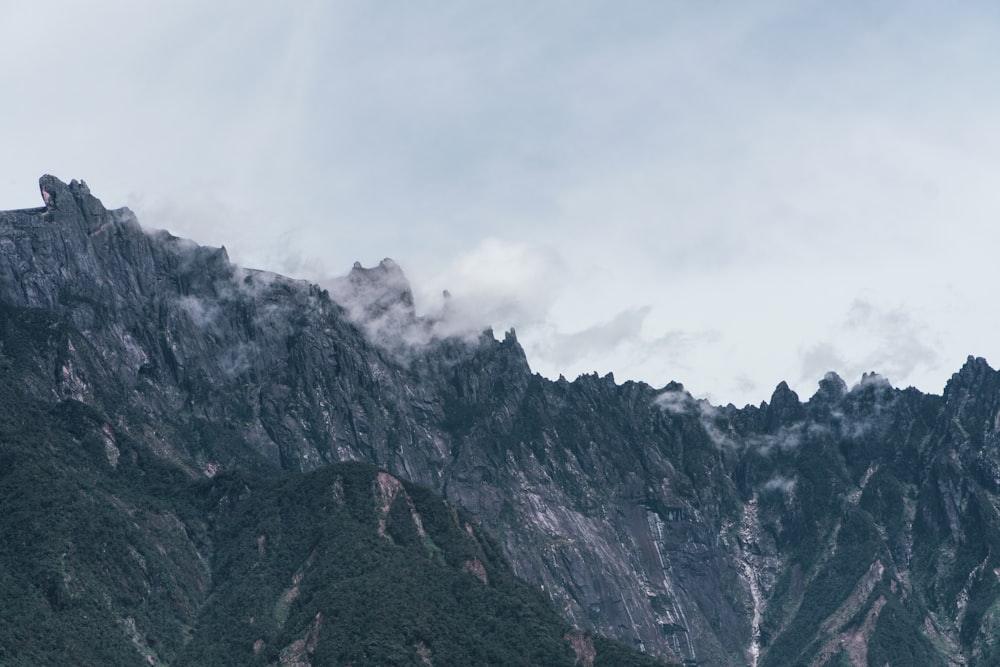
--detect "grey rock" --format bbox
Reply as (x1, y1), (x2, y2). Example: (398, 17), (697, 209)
(3, 176), (1000, 666)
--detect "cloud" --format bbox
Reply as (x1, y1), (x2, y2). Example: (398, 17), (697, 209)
(656, 387), (807, 452)
(177, 295), (219, 330)
(655, 389), (739, 449)
(799, 343), (847, 388)
(826, 373), (897, 440)
(321, 238), (565, 354)
(762, 475), (796, 495)
(218, 342), (258, 379)
(747, 425), (804, 456)
(655, 388), (694, 416)
(529, 307), (709, 380)
(851, 371), (893, 392)
(321, 246), (558, 356)
(323, 259), (443, 353)
(697, 402), (739, 450)
(846, 300), (939, 379)
(415, 238), (563, 333)
(5, 2), (1000, 410)
(541, 306), (652, 366)
(799, 299), (940, 393)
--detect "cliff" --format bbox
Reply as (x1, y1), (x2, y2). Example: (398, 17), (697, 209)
(2, 176), (999, 666)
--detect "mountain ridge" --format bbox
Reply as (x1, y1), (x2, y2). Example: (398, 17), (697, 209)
(2, 175), (1000, 665)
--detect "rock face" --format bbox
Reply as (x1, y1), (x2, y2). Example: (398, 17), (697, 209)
(3, 176), (1000, 665)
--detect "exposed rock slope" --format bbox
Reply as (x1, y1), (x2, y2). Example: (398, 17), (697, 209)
(3, 176), (1000, 665)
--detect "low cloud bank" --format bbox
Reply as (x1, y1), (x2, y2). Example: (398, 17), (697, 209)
(655, 369), (898, 453)
(655, 389), (739, 449)
(322, 258), (502, 354)
(321, 239), (568, 355)
(747, 425), (804, 455)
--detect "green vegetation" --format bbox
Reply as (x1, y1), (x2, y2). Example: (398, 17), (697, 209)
(0, 422), (666, 665)
(760, 507), (884, 667)
(179, 462), (662, 665)
(0, 303), (669, 665)
(592, 636), (675, 667)
(865, 596), (937, 667)
(10, 226), (1000, 667)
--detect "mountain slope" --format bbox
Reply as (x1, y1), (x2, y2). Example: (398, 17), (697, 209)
(0, 300), (663, 666)
(2, 176), (1000, 665)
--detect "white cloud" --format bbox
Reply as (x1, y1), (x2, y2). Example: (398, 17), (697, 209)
(654, 390), (739, 449)
(748, 425), (804, 456)
(177, 296), (219, 330)
(398, 237), (565, 347)
(655, 389), (693, 416)
(762, 475), (797, 495)
(799, 299), (941, 395)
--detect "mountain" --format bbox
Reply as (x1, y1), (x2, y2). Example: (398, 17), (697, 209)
(0, 179), (666, 666)
(2, 175), (1000, 666)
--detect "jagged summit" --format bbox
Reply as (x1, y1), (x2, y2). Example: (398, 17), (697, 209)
(342, 256), (415, 316)
(812, 370), (848, 403)
(951, 354), (994, 385)
(36, 174), (122, 229)
(942, 355), (999, 411)
(5, 176), (1000, 665)
(38, 173), (90, 207)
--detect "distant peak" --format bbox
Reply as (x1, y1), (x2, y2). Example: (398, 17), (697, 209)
(944, 355), (996, 397)
(854, 372), (892, 391)
(328, 258), (417, 336)
(349, 256), (404, 276)
(770, 381), (799, 406)
(37, 174), (108, 224)
(960, 355), (992, 374)
(812, 371), (847, 404)
(765, 380), (803, 424)
(345, 258), (413, 307)
(38, 174), (72, 210)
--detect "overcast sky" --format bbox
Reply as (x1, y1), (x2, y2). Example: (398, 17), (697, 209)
(3, 1), (999, 406)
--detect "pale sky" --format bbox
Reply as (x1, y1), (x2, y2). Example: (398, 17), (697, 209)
(3, 1), (999, 406)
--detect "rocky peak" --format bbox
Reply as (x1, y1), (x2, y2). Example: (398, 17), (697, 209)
(945, 355), (995, 395)
(346, 258), (415, 312)
(38, 173), (85, 210)
(764, 380), (803, 427)
(941, 356), (1000, 437)
(8, 176), (1000, 666)
(38, 174), (114, 232)
(326, 258), (420, 345)
(812, 371), (847, 405)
